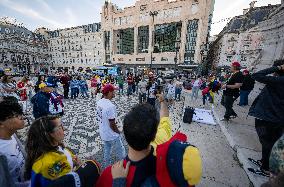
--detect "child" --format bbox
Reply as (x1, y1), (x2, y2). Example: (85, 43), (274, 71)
(69, 76), (78, 99)
(90, 75), (98, 98)
(78, 76), (89, 98)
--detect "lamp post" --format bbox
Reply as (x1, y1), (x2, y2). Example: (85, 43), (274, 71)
(174, 23), (182, 75)
(149, 11), (158, 70)
(174, 40), (181, 75)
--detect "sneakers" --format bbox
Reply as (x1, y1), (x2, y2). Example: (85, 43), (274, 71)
(220, 117), (230, 122)
(247, 168), (270, 177)
(247, 158), (269, 177)
(248, 158), (262, 168)
(230, 114), (238, 119)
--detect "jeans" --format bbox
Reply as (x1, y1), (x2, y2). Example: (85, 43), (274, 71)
(81, 90), (89, 98)
(127, 85), (132, 96)
(191, 86), (199, 100)
(139, 93), (146, 104)
(221, 95), (237, 119)
(239, 90), (250, 106)
(63, 85), (69, 99)
(203, 94), (207, 105)
(255, 119), (284, 170)
(71, 88), (77, 99)
(132, 84), (136, 94)
(75, 88), (79, 97)
(103, 136), (126, 168)
(119, 84), (124, 94)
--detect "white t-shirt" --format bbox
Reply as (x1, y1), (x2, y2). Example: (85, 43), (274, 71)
(148, 83), (157, 99)
(58, 146), (73, 169)
(193, 79), (201, 87)
(49, 92), (63, 114)
(96, 98), (119, 141)
(0, 135), (25, 183)
(167, 84), (175, 95)
(138, 81), (147, 94)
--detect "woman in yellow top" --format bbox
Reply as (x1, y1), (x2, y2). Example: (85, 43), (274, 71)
(24, 116), (100, 187)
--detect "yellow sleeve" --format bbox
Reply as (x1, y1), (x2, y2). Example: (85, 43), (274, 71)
(151, 117), (172, 154)
(183, 146), (202, 185)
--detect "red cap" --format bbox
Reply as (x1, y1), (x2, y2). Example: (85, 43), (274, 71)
(102, 84), (117, 95)
(243, 69), (249, 74)
(231, 61), (241, 67)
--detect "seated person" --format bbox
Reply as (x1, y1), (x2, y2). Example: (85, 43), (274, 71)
(0, 98), (30, 186)
(24, 116), (100, 187)
(96, 94), (202, 187)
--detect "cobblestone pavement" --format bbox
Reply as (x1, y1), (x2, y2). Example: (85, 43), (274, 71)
(17, 90), (250, 187)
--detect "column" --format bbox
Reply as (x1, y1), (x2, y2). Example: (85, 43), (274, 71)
(180, 20), (188, 65)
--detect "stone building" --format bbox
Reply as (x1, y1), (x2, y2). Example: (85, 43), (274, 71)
(46, 23), (103, 72)
(0, 20), (49, 75)
(209, 2), (282, 70)
(101, 0), (215, 72)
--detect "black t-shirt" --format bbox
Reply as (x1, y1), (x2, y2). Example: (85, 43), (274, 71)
(241, 74), (255, 91)
(224, 71), (244, 97)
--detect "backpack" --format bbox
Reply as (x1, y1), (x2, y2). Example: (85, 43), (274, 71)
(183, 107), (195, 124)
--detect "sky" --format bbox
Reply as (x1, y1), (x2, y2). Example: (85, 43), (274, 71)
(0, 0), (281, 36)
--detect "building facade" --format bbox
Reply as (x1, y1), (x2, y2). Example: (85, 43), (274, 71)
(46, 23), (103, 72)
(0, 21), (49, 75)
(210, 3), (282, 69)
(101, 0), (215, 71)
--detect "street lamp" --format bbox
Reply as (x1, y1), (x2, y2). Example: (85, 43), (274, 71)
(174, 23), (182, 75)
(174, 40), (181, 74)
(149, 11), (158, 70)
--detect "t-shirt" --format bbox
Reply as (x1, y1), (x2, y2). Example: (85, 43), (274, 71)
(96, 117), (172, 187)
(96, 98), (119, 141)
(167, 84), (175, 95)
(57, 146), (73, 169)
(96, 147), (156, 187)
(148, 83), (157, 99)
(0, 135), (25, 183)
(193, 79), (201, 87)
(127, 76), (134, 85)
(224, 71), (244, 97)
(138, 81), (147, 94)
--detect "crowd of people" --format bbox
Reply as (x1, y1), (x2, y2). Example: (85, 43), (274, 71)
(0, 59), (283, 187)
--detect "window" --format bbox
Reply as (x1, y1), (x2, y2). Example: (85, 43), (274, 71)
(138, 26), (149, 53)
(116, 28), (134, 54)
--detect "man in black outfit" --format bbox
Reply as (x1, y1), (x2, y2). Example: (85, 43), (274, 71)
(247, 60), (284, 177)
(221, 61), (244, 121)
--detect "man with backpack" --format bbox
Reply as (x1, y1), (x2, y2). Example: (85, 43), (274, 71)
(96, 94), (202, 187)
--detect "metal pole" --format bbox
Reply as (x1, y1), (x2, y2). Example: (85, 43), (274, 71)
(150, 15), (154, 70)
(149, 11), (158, 71)
(175, 50), (177, 75)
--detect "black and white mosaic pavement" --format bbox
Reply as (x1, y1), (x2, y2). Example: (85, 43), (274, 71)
(16, 91), (251, 186)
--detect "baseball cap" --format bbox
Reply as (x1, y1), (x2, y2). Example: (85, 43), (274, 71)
(231, 61), (241, 67)
(243, 69), (249, 74)
(102, 84), (118, 95)
(155, 132), (188, 187)
(167, 140), (202, 186)
(39, 83), (47, 89)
